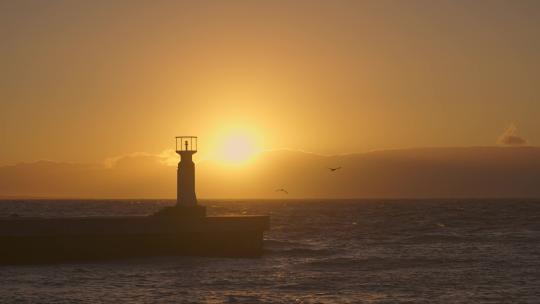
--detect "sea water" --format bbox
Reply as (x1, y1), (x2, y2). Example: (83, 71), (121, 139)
(0, 199), (539, 303)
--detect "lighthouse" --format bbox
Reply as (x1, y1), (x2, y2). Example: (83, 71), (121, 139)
(154, 135), (207, 218)
(176, 136), (198, 206)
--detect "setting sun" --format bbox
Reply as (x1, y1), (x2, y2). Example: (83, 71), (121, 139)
(215, 133), (260, 164)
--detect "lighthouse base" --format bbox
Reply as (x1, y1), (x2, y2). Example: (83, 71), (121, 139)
(152, 204), (207, 219)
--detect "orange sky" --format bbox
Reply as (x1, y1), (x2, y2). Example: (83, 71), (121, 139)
(1, 0), (539, 166)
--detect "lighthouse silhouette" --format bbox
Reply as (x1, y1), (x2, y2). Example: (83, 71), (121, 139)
(176, 136), (198, 206)
(152, 135), (206, 218)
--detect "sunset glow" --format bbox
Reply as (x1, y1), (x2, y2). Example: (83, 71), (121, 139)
(214, 133), (261, 165)
(1, 0), (539, 199)
(2, 2), (540, 301)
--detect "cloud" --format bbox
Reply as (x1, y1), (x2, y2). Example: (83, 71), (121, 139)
(2, 147), (540, 198)
(104, 150), (178, 168)
(497, 124), (528, 146)
(157, 149), (180, 166)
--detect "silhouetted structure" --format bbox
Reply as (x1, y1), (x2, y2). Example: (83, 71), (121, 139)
(153, 136), (206, 218)
(176, 136), (197, 206)
(0, 136), (270, 264)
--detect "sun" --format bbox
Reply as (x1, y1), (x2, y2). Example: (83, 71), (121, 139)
(216, 133), (260, 164)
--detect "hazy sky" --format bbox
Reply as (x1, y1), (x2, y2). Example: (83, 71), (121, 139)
(2, 0), (540, 165)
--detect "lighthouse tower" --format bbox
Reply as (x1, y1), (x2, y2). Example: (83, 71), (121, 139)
(176, 136), (198, 206)
(152, 136), (205, 218)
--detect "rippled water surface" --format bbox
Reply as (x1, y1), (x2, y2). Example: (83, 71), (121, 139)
(1, 199), (540, 303)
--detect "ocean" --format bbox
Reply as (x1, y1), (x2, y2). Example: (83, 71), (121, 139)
(0, 199), (539, 303)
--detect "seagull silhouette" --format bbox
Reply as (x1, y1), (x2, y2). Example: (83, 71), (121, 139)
(328, 167), (342, 172)
(275, 188), (289, 194)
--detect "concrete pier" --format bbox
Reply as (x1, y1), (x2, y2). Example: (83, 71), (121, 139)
(0, 215), (270, 264)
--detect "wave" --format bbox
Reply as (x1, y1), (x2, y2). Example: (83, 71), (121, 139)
(304, 256), (476, 271)
(264, 239), (338, 257)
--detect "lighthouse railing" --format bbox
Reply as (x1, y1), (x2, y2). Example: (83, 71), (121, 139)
(175, 136), (197, 152)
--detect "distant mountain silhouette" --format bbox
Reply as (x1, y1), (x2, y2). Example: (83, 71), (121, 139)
(1, 147), (540, 199)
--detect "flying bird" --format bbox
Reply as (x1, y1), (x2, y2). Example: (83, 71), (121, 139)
(328, 167), (342, 172)
(275, 188), (289, 194)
